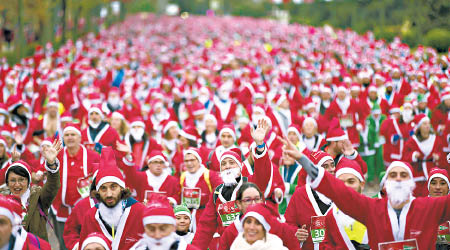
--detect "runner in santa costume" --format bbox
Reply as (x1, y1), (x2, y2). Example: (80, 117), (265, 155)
(32, 97), (61, 144)
(6, 94), (36, 145)
(130, 194), (200, 250)
(431, 90), (450, 135)
(123, 117), (162, 170)
(51, 123), (100, 249)
(179, 148), (222, 232)
(300, 117), (326, 152)
(211, 80), (237, 127)
(427, 168), (450, 248)
(403, 113), (445, 197)
(0, 195), (51, 250)
(191, 119), (275, 250)
(172, 126), (201, 176)
(219, 183), (301, 250)
(322, 158), (370, 249)
(80, 232), (111, 250)
(207, 124), (242, 173)
(381, 80), (405, 113)
(278, 148), (302, 215)
(79, 147), (145, 250)
(284, 135), (450, 249)
(64, 177), (99, 250)
(324, 84), (366, 147)
(118, 149), (180, 204)
(361, 84), (390, 116)
(174, 205), (195, 243)
(81, 104), (120, 151)
(285, 150), (336, 249)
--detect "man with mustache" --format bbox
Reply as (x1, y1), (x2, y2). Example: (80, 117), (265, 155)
(79, 147), (145, 250)
(282, 137), (450, 249)
(192, 119), (278, 250)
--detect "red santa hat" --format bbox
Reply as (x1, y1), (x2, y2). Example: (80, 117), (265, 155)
(95, 147), (125, 191)
(303, 117), (318, 129)
(88, 103), (104, 119)
(142, 194), (176, 226)
(389, 104), (401, 114)
(335, 158), (364, 182)
(6, 95), (24, 112)
(413, 113), (430, 132)
(367, 84), (377, 93)
(220, 150), (242, 170)
(241, 203), (272, 232)
(205, 114), (218, 126)
(219, 124), (236, 142)
(427, 168), (450, 193)
(287, 124), (301, 139)
(5, 160), (32, 187)
(253, 91), (265, 100)
(162, 119), (179, 135)
(129, 117), (145, 128)
(441, 91), (450, 102)
(63, 123), (81, 136)
(81, 233), (111, 250)
(326, 119), (348, 142)
(0, 196), (16, 224)
(336, 83), (348, 93)
(350, 83), (361, 92)
(46, 97), (59, 108)
(309, 151), (334, 168)
(146, 150), (168, 165)
(179, 126), (200, 141)
(183, 147), (202, 164)
(60, 111), (72, 123)
(192, 101), (206, 116)
(111, 110), (125, 121)
(40, 137), (53, 149)
(385, 161), (414, 179)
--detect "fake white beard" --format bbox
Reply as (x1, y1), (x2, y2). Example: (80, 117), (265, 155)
(402, 110), (414, 123)
(108, 97), (121, 108)
(385, 179), (415, 207)
(220, 168), (241, 186)
(142, 232), (177, 250)
(98, 201), (124, 228)
(130, 128), (145, 141)
(205, 133), (217, 144)
(88, 120), (101, 129)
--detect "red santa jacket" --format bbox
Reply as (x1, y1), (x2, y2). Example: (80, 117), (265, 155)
(51, 145), (100, 221)
(120, 157), (181, 204)
(81, 123), (120, 149)
(219, 210), (301, 250)
(324, 98), (366, 147)
(79, 197), (145, 250)
(379, 117), (413, 166)
(179, 167), (223, 228)
(285, 184), (333, 250)
(211, 96), (237, 127)
(361, 96), (390, 116)
(191, 144), (277, 250)
(9, 228), (51, 250)
(63, 197), (97, 250)
(310, 167), (450, 250)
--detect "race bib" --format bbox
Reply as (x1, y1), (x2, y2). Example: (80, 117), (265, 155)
(378, 239), (418, 250)
(311, 216), (326, 243)
(217, 201), (240, 227)
(77, 175), (93, 198)
(340, 114), (354, 128)
(438, 221), (450, 244)
(182, 187), (201, 209)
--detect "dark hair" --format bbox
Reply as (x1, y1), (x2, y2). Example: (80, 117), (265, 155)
(414, 124), (434, 142)
(236, 182), (262, 201)
(93, 187), (132, 202)
(188, 139), (198, 148)
(6, 165), (30, 185)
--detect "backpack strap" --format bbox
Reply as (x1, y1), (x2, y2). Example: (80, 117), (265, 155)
(203, 169), (212, 193)
(180, 172), (186, 187)
(213, 184), (223, 206)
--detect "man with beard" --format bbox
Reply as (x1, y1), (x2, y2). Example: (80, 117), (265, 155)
(123, 117), (162, 169)
(192, 119), (275, 250)
(81, 104), (120, 151)
(207, 124), (242, 173)
(282, 136), (450, 249)
(323, 158), (370, 248)
(102, 87), (122, 114)
(79, 147), (145, 250)
(130, 194), (200, 250)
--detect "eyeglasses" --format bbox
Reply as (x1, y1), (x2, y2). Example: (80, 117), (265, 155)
(241, 197), (263, 205)
(149, 161), (165, 165)
(8, 177), (27, 184)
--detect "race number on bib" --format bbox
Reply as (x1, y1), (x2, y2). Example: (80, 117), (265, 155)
(340, 114), (354, 128)
(378, 239), (418, 250)
(217, 201), (240, 227)
(311, 216), (326, 243)
(438, 221), (450, 244)
(182, 187), (201, 209)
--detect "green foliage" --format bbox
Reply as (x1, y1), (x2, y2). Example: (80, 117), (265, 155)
(424, 28), (450, 53)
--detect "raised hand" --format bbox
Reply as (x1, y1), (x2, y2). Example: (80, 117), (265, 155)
(278, 136), (303, 160)
(42, 139), (63, 166)
(251, 119), (269, 146)
(11, 148), (21, 162)
(342, 139), (355, 156)
(116, 141), (131, 154)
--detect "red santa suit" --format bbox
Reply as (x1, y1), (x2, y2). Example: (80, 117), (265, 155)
(211, 95), (237, 126)
(191, 144), (278, 250)
(79, 147), (145, 250)
(63, 197), (97, 250)
(403, 129), (445, 197)
(124, 133), (162, 170)
(119, 151), (180, 204)
(309, 161), (450, 250)
(81, 120), (120, 149)
(51, 144), (99, 222)
(379, 117), (413, 167)
(179, 149), (223, 231)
